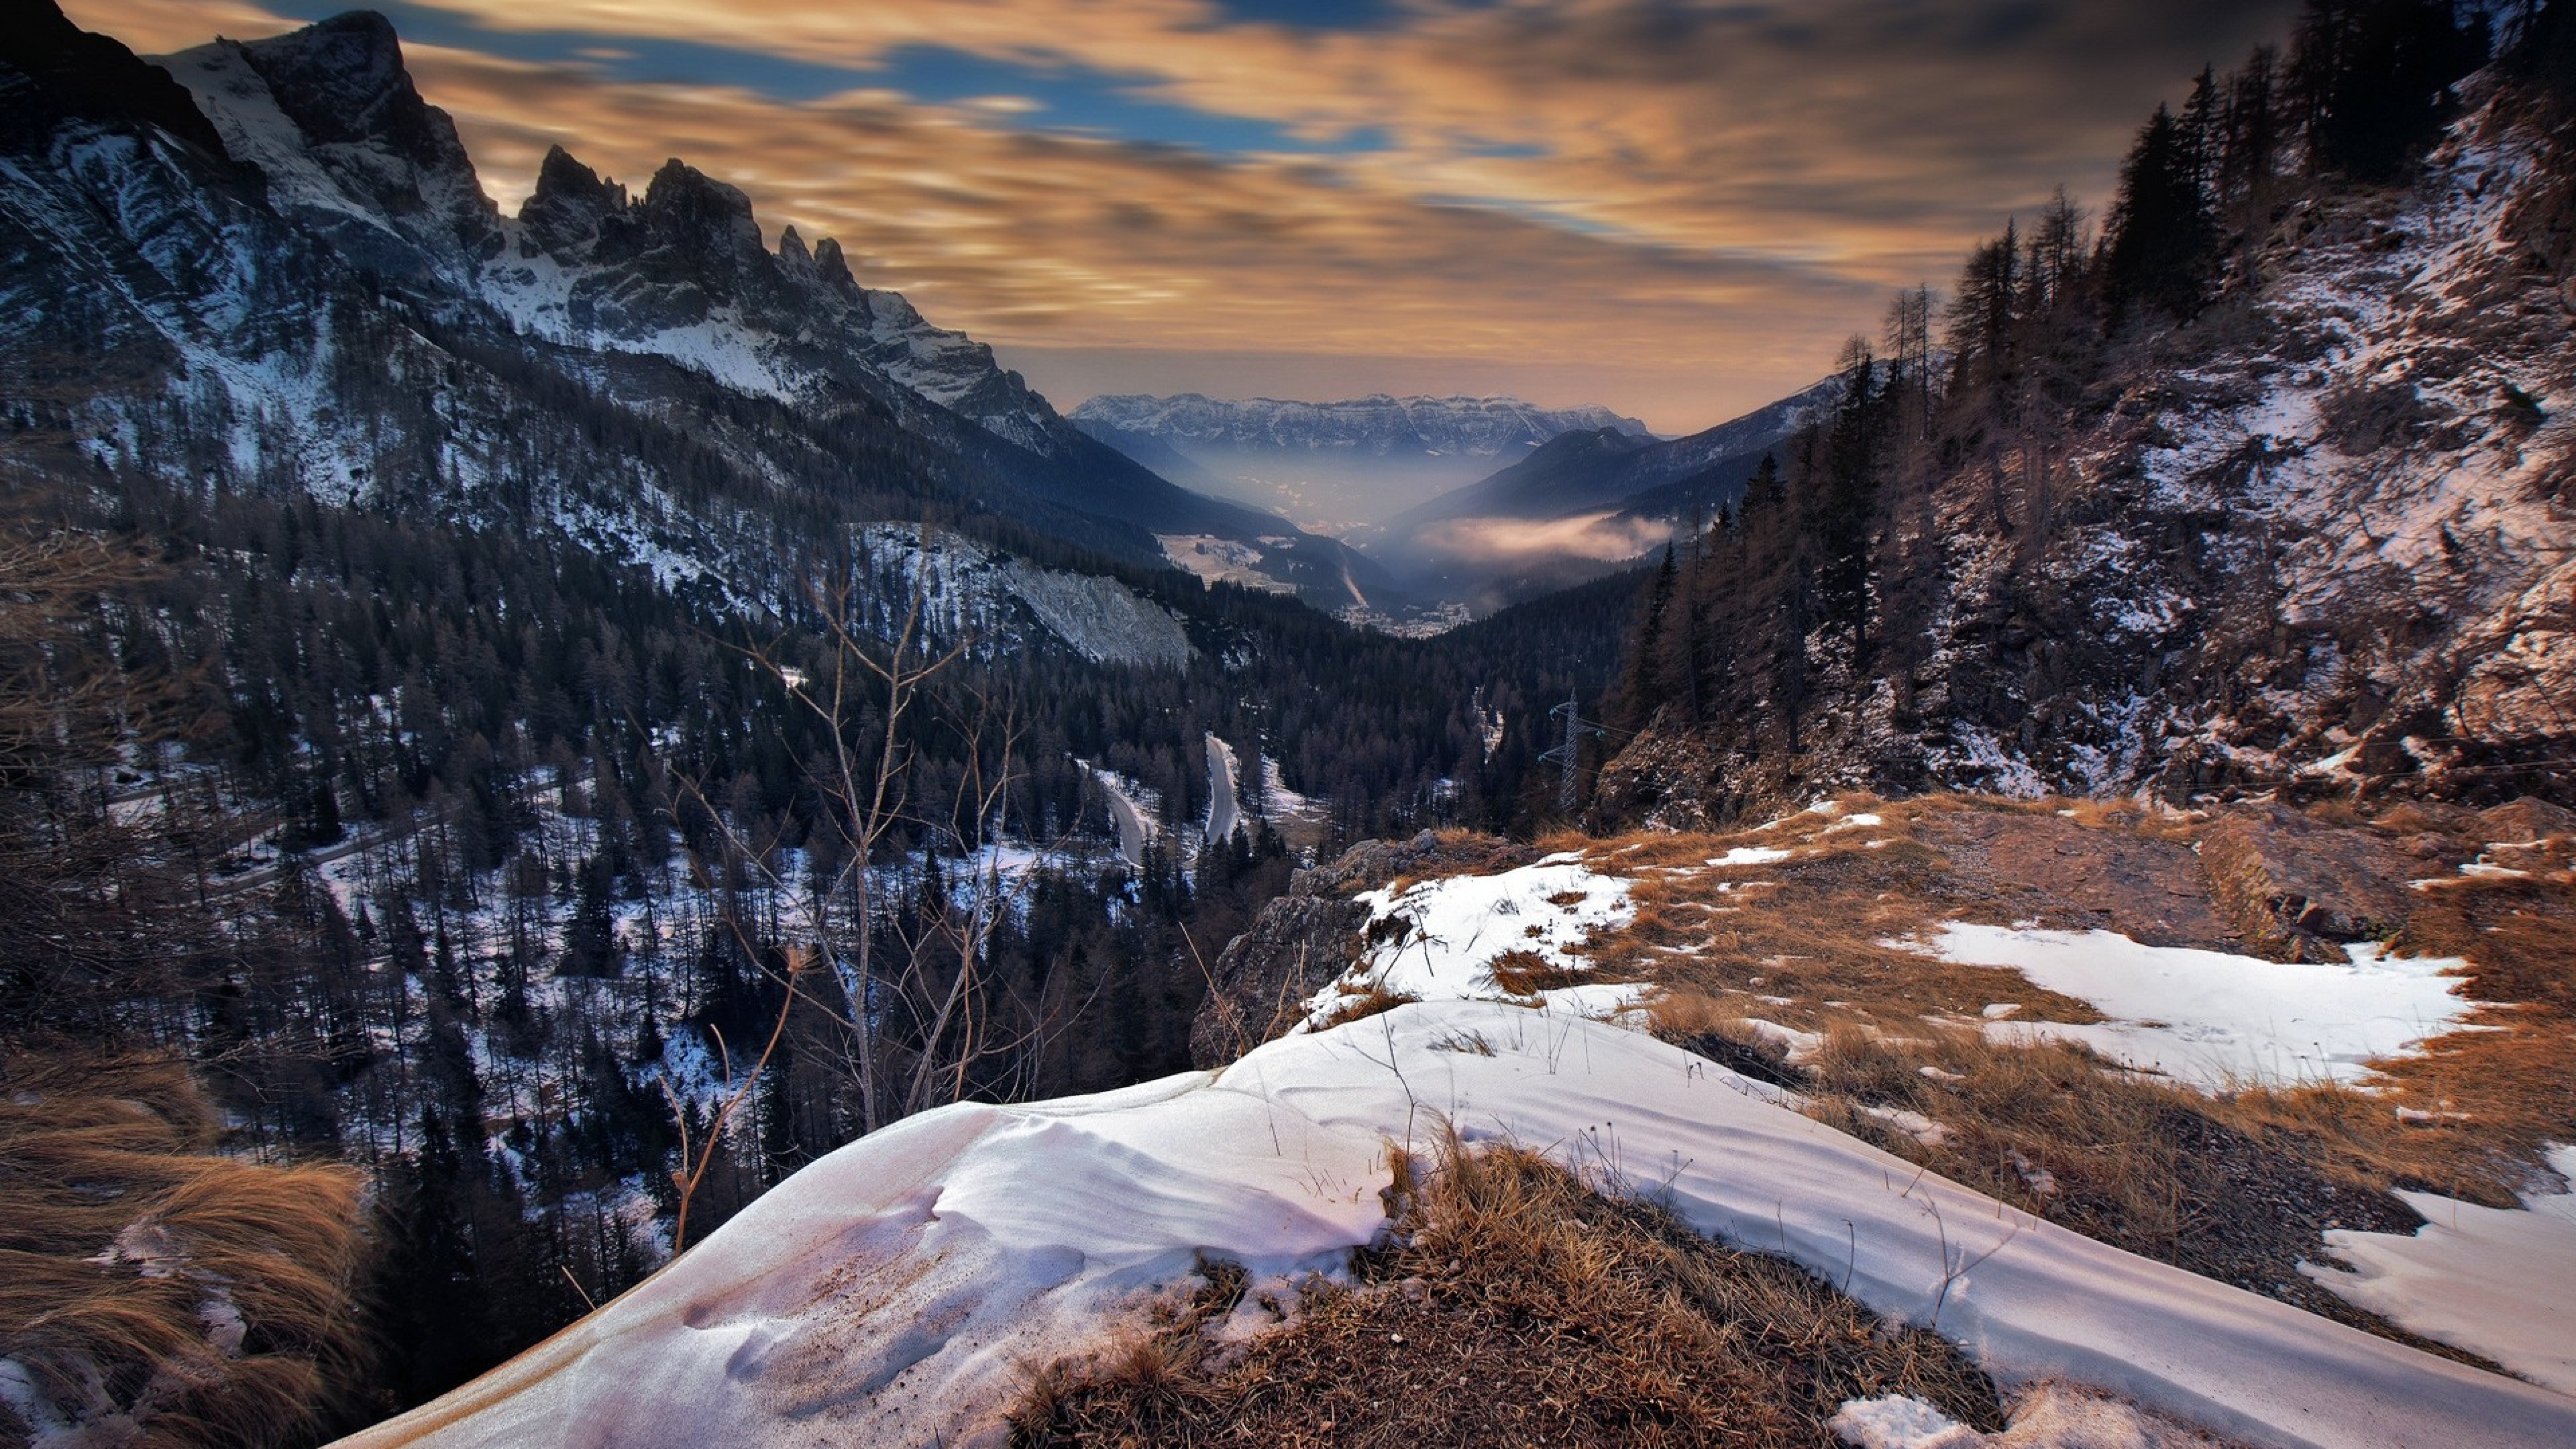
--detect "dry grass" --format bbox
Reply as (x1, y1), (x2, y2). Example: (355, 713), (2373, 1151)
(0, 1048), (373, 1448)
(1291, 796), (2574, 1366)
(1311, 982), (1422, 1031)
(1595, 807), (2107, 1036)
(1786, 1027), (2505, 1369)
(1534, 794), (2573, 1360)
(1486, 949), (1596, 997)
(1013, 1134), (2004, 1448)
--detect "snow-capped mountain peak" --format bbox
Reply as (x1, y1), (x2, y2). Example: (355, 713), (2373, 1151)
(159, 13), (497, 291)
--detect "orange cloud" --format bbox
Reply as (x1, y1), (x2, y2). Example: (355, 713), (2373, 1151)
(60, 0), (2300, 430)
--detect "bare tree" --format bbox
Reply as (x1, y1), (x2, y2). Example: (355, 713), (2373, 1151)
(659, 538), (1068, 1238)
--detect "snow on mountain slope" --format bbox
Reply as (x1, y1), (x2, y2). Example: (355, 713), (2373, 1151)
(1600, 81), (2576, 816)
(156, 14), (496, 294)
(331, 996), (2576, 1449)
(856, 523), (1192, 669)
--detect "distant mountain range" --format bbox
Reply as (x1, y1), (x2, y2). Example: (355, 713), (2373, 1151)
(1339, 376), (1843, 611)
(1072, 392), (1652, 458)
(1070, 392), (1655, 537)
(1069, 383), (1848, 616)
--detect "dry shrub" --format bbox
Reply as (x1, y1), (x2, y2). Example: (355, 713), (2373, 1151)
(0, 1049), (373, 1448)
(1012, 1134), (2004, 1448)
(1646, 993), (1815, 1090)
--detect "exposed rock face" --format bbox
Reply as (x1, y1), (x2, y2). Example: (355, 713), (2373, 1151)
(1916, 808), (2243, 951)
(517, 144), (625, 258)
(163, 12), (497, 286)
(2482, 797), (2576, 842)
(2200, 807), (2429, 962)
(1188, 831), (1539, 1066)
(1592, 707), (1729, 831)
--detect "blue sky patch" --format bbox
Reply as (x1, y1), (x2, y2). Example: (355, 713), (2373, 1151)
(254, 1), (1394, 158)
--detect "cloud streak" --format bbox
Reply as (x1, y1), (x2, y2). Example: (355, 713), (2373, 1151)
(67, 0), (2303, 429)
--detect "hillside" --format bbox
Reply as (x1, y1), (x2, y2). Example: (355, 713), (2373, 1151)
(332, 791), (2576, 1449)
(1592, 62), (2575, 823)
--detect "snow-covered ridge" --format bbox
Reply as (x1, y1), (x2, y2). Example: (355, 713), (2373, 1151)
(1073, 392), (1654, 456)
(331, 997), (2576, 1449)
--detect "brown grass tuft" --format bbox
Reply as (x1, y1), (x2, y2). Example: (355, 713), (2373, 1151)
(1485, 949), (1594, 997)
(1011, 1133), (2009, 1448)
(0, 1048), (374, 1448)
(1312, 982), (1422, 1031)
(1791, 1027), (2504, 1369)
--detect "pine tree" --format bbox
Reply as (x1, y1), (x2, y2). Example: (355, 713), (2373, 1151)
(2104, 105), (2216, 325)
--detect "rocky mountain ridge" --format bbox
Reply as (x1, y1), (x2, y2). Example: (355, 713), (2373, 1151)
(4, 6), (1379, 615)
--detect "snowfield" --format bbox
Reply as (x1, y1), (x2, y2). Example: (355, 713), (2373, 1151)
(2305, 1143), (2576, 1397)
(335, 996), (2576, 1449)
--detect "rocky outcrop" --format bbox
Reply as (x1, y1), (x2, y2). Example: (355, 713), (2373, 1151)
(2200, 806), (2433, 963)
(164, 12), (498, 287)
(1188, 831), (1539, 1067)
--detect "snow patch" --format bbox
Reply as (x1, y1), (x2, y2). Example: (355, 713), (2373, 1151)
(345, 1000), (2576, 1449)
(2306, 1143), (2576, 1395)
(1917, 924), (2476, 1090)
(1303, 857), (1636, 1024)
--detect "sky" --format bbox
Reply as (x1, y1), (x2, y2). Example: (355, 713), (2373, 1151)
(69, 0), (2307, 433)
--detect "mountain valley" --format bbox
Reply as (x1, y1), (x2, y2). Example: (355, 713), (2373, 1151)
(5, 4), (2574, 1448)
